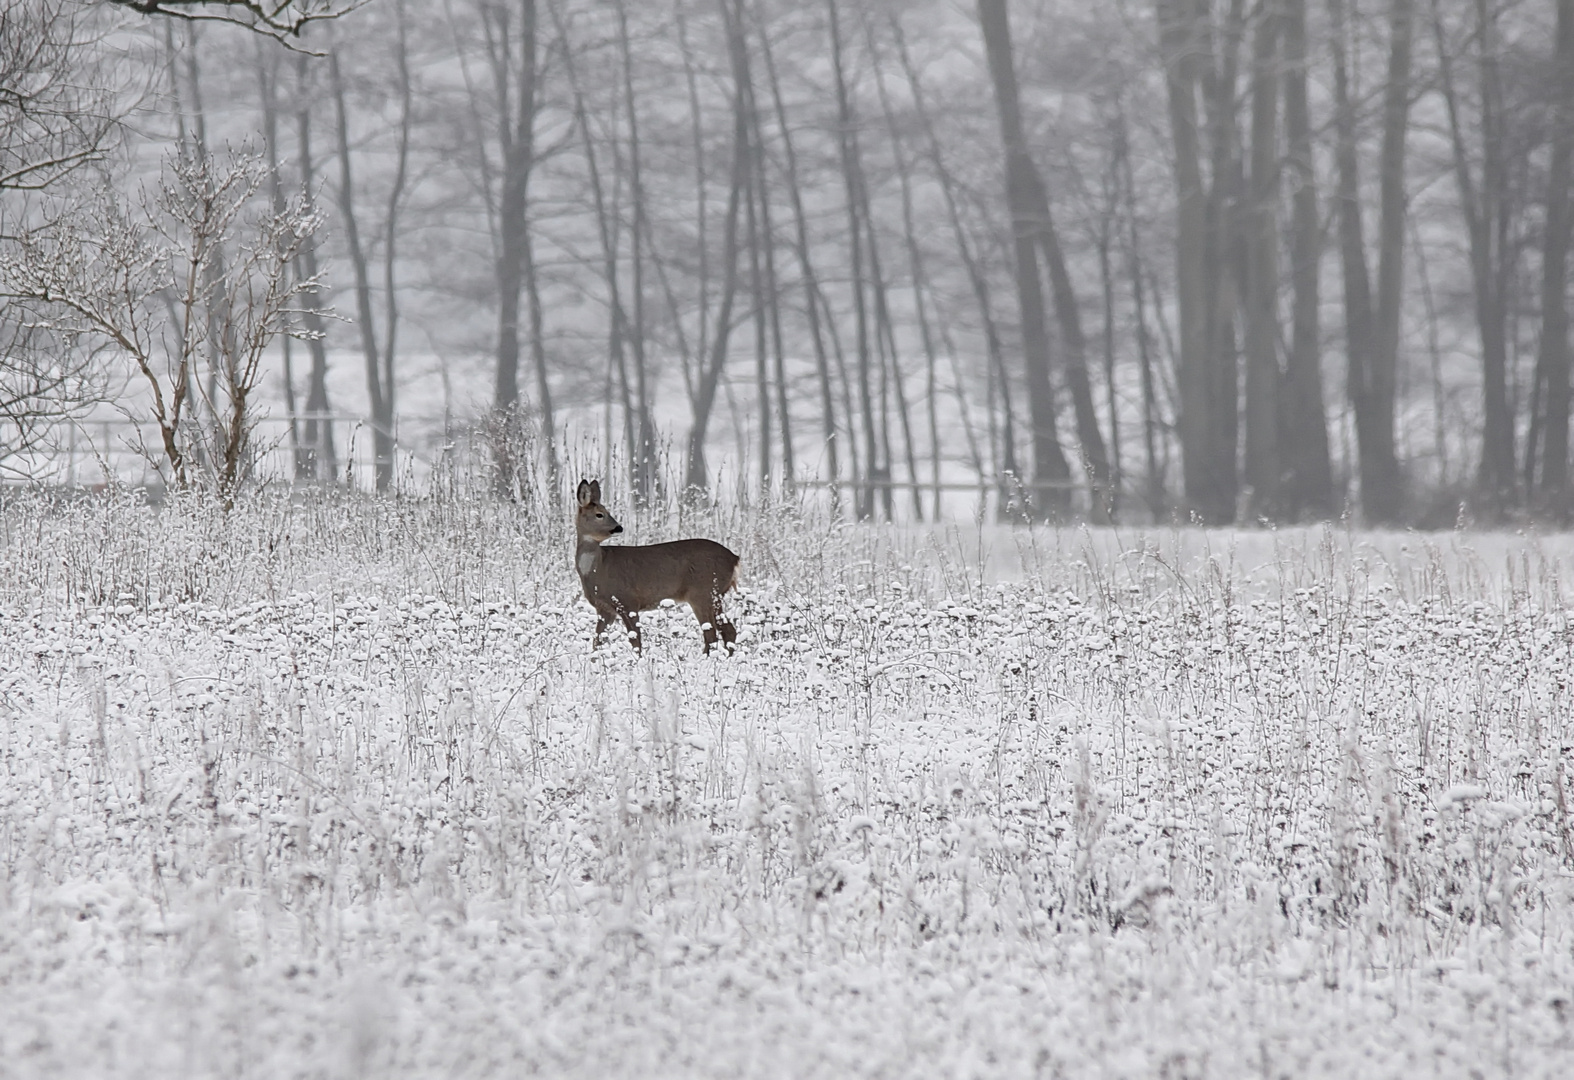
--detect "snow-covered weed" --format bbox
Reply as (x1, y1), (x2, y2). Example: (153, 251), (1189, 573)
(1, 493), (1571, 1077)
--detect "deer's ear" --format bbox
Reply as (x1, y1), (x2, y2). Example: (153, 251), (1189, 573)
(577, 480), (592, 507)
(589, 479), (602, 502)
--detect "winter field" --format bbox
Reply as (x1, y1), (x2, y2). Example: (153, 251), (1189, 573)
(1, 490), (1573, 1078)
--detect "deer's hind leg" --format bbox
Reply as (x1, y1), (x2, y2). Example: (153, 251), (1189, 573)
(692, 592), (736, 655)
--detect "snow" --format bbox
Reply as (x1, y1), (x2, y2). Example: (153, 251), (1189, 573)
(1, 494), (1572, 1077)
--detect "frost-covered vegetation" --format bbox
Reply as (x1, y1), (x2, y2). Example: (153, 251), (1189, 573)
(1, 491), (1572, 1077)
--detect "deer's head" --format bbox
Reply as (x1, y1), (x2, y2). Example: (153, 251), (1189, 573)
(576, 479), (623, 543)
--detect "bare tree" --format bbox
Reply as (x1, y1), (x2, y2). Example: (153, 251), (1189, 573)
(328, 36), (400, 491)
(826, 0), (883, 517)
(1280, 0), (1334, 519)
(1113, 95), (1168, 518)
(758, 6), (840, 511)
(867, 13), (943, 516)
(615, 0), (661, 501)
(550, 1), (659, 503)
(1331, 0), (1413, 524)
(2, 151), (322, 497)
(684, 0), (749, 495)
(978, 0), (1073, 519)
(1431, 0), (1540, 516)
(1538, 0), (1574, 513)
(1242, 2), (1282, 519)
(255, 38), (302, 474)
(290, 50), (337, 480)
(452, 0), (555, 498)
(1157, 0), (1244, 524)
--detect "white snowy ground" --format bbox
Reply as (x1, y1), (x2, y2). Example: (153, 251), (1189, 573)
(2, 495), (1572, 1078)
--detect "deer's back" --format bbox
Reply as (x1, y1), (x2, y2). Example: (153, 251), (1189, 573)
(597, 539), (739, 610)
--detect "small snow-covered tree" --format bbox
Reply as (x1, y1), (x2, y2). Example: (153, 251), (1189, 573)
(1, 149), (323, 497)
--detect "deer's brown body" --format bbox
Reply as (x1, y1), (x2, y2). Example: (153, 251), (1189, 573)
(575, 479), (739, 654)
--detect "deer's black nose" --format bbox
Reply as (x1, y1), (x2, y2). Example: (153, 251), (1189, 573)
(612, 524), (623, 534)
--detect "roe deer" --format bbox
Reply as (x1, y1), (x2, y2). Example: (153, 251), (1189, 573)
(574, 478), (740, 654)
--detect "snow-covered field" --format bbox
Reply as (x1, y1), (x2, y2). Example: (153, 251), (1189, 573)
(2, 492), (1572, 1077)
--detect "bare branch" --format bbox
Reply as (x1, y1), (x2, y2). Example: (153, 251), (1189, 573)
(0, 0), (120, 194)
(106, 0), (372, 46)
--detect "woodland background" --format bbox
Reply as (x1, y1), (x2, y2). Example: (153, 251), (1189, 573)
(3, 0), (1574, 527)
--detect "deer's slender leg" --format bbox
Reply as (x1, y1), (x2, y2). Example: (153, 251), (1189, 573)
(618, 609), (643, 653)
(710, 589), (737, 653)
(691, 597), (723, 654)
(714, 608), (737, 652)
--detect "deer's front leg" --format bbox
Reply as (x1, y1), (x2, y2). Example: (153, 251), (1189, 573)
(592, 608), (614, 650)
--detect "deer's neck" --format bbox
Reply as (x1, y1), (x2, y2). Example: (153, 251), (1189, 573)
(575, 536), (603, 578)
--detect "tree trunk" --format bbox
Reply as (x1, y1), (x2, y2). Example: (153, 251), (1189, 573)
(1157, 0), (1239, 523)
(1242, 2), (1282, 519)
(1280, 0), (1333, 519)
(380, 0), (412, 486)
(868, 14), (943, 517)
(329, 45), (393, 492)
(615, 1), (658, 502)
(1331, 0), (1410, 523)
(752, 104), (793, 494)
(1096, 157), (1121, 519)
(759, 16), (836, 510)
(745, 125), (771, 492)
(978, 0), (1071, 518)
(255, 41), (304, 479)
(1432, 0), (1514, 513)
(488, 0), (540, 476)
(674, 0), (709, 398)
(827, 0), (883, 518)
(1371, 0), (1414, 520)
(684, 0), (749, 494)
(554, 2), (643, 499)
(1036, 192), (1111, 519)
(294, 53), (336, 482)
(867, 212), (924, 521)
(1115, 97), (1167, 519)
(1540, 0), (1574, 511)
